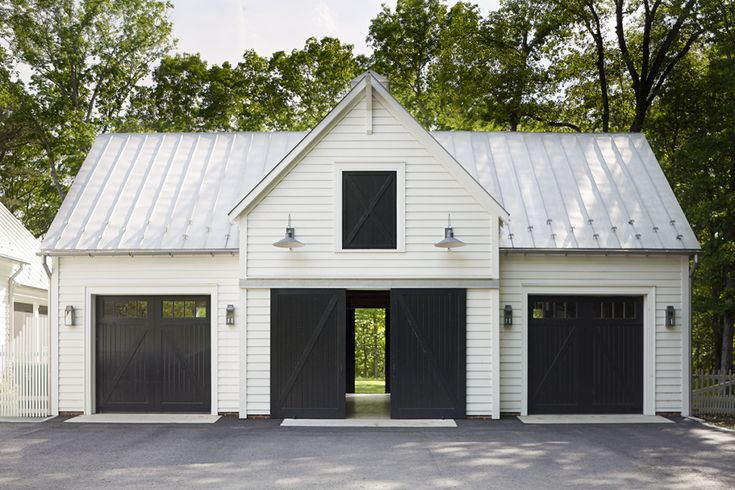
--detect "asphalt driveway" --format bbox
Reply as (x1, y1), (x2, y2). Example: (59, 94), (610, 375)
(1, 417), (734, 489)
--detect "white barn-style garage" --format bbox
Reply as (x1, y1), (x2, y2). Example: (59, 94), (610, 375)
(41, 71), (699, 419)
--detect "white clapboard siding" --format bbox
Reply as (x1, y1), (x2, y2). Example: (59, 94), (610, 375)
(245, 288), (494, 416)
(56, 255), (240, 413)
(499, 254), (686, 414)
(246, 94), (496, 279)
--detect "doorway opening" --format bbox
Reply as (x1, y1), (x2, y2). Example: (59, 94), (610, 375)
(346, 291), (390, 419)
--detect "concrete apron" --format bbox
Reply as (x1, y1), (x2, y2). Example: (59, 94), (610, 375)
(517, 415), (674, 424)
(281, 393), (457, 428)
(65, 414), (221, 424)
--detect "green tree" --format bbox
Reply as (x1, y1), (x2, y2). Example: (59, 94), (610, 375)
(354, 309), (386, 379)
(647, 1), (735, 371)
(368, 0), (447, 127)
(0, 0), (173, 219)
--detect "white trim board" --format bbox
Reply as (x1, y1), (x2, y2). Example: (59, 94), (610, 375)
(333, 161), (406, 253)
(83, 284), (220, 416)
(519, 285), (657, 417)
(240, 279), (499, 289)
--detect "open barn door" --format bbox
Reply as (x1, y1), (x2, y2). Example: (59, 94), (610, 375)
(271, 289), (346, 418)
(390, 289), (466, 419)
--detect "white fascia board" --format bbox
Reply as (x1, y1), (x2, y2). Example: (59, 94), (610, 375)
(227, 77), (371, 221)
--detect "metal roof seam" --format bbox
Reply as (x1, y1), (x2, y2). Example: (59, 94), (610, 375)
(116, 133), (166, 249)
(182, 133), (220, 248)
(540, 135), (579, 248)
(159, 134), (200, 249)
(502, 135), (535, 247)
(572, 134), (621, 249)
(558, 135), (596, 247)
(590, 135), (637, 248)
(92, 134), (149, 249)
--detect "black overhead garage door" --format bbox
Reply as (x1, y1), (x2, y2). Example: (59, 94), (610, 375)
(96, 296), (211, 413)
(528, 295), (643, 414)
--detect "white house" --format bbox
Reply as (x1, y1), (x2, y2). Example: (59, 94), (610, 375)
(40, 72), (699, 419)
(1, 202), (49, 417)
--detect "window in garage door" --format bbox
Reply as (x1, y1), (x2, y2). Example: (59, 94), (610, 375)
(95, 296), (211, 413)
(528, 295), (643, 414)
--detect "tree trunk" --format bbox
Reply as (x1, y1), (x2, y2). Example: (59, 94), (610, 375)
(721, 273), (735, 373)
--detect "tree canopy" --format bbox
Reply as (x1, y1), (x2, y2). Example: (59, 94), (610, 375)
(0, 0), (733, 371)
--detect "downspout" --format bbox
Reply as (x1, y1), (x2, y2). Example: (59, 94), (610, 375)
(42, 255), (52, 279)
(688, 254), (699, 417)
(7, 263), (24, 346)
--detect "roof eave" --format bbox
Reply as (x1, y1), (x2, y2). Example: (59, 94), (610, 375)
(501, 247), (700, 256)
(39, 248), (239, 257)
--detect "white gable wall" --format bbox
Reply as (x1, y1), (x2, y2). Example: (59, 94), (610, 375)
(241, 90), (501, 417)
(499, 254), (689, 415)
(244, 93), (498, 279)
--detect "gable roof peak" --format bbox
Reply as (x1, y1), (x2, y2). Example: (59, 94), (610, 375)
(350, 70), (390, 91)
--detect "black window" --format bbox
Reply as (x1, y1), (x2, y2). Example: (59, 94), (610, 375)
(342, 171), (397, 249)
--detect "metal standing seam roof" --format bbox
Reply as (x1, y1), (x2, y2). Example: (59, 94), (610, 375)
(40, 131), (699, 254)
(0, 202), (48, 290)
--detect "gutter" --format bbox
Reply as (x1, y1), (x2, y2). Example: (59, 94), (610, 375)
(38, 248), (238, 257)
(501, 247), (701, 256)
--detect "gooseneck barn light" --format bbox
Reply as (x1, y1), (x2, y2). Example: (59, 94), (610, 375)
(434, 214), (465, 249)
(272, 214), (304, 250)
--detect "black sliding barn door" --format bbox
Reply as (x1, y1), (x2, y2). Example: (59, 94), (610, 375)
(271, 289), (346, 418)
(390, 289), (466, 419)
(528, 295), (643, 414)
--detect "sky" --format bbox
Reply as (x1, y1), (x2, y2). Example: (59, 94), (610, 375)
(170, 0), (501, 63)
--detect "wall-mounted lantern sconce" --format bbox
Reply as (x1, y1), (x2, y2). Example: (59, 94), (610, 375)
(273, 214), (304, 250)
(434, 214), (465, 249)
(65, 305), (75, 326)
(504, 305), (513, 326)
(666, 305), (675, 327)
(226, 304), (235, 325)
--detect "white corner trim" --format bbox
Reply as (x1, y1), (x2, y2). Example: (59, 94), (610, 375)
(83, 284), (220, 416)
(333, 161), (406, 253)
(519, 284), (657, 417)
(239, 288), (248, 419)
(49, 257), (60, 416)
(491, 288), (501, 419)
(680, 255), (692, 417)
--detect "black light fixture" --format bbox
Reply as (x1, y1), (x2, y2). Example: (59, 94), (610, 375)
(273, 214), (304, 249)
(666, 305), (675, 327)
(226, 304), (235, 325)
(434, 214), (465, 249)
(504, 305), (513, 326)
(65, 305), (74, 326)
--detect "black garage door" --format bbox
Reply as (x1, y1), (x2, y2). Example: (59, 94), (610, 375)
(528, 295), (643, 414)
(96, 296), (211, 413)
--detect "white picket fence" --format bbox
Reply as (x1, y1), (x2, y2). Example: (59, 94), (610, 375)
(692, 371), (735, 416)
(0, 314), (50, 417)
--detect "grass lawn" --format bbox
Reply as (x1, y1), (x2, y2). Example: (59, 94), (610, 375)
(355, 377), (386, 394)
